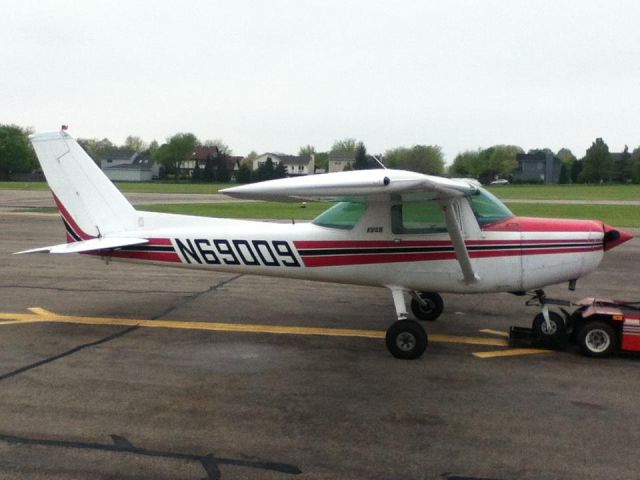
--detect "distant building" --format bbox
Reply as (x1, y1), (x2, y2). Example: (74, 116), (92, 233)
(253, 153), (315, 176)
(101, 150), (159, 182)
(182, 146), (241, 179)
(328, 151), (383, 172)
(328, 151), (354, 173)
(513, 151), (562, 184)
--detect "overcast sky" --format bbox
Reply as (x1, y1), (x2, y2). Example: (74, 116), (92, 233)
(1, 0), (639, 161)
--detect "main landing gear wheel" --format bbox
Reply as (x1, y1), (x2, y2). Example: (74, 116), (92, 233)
(577, 321), (616, 358)
(532, 311), (567, 349)
(410, 292), (444, 321)
(385, 320), (428, 360)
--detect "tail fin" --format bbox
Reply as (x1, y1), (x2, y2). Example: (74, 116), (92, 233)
(30, 130), (139, 240)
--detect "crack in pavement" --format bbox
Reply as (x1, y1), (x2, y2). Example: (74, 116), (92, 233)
(0, 274), (244, 382)
(0, 432), (301, 479)
(151, 274), (243, 320)
(0, 325), (139, 383)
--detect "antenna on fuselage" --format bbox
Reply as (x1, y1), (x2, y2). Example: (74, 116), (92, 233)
(372, 155), (387, 169)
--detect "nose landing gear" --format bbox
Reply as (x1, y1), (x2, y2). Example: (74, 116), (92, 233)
(410, 292), (444, 322)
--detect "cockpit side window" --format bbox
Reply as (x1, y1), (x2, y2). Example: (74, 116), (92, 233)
(467, 188), (514, 227)
(312, 202), (367, 230)
(391, 201), (447, 234)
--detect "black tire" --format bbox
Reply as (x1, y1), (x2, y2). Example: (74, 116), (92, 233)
(410, 292), (444, 321)
(385, 320), (428, 360)
(532, 311), (567, 349)
(577, 321), (617, 358)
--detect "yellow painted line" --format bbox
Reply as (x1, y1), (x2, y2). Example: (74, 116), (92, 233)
(473, 348), (550, 359)
(430, 334), (508, 347)
(0, 308), (511, 348)
(0, 320), (44, 326)
(0, 211), (57, 217)
(479, 328), (509, 338)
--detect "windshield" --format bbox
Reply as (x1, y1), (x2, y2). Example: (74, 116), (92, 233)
(312, 202), (367, 230)
(467, 188), (514, 227)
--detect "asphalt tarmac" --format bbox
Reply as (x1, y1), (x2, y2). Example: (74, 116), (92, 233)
(1, 212), (640, 480)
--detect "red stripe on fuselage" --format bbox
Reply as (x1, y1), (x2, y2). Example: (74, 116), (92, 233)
(52, 193), (95, 241)
(295, 239), (601, 250)
(485, 216), (603, 232)
(300, 246), (601, 267)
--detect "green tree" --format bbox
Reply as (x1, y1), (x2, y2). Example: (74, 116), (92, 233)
(449, 145), (521, 181)
(449, 150), (481, 177)
(77, 137), (114, 164)
(191, 160), (203, 182)
(331, 138), (357, 153)
(217, 154), (231, 182)
(256, 157), (276, 181)
(148, 140), (159, 156)
(571, 159), (583, 183)
(274, 161), (287, 178)
(556, 148), (577, 184)
(580, 138), (612, 183)
(0, 124), (36, 179)
(612, 145), (632, 183)
(298, 145), (316, 157)
(242, 151), (258, 168)
(152, 133), (200, 178)
(124, 135), (147, 152)
(486, 145), (521, 180)
(314, 152), (329, 171)
(630, 146), (640, 183)
(204, 139), (232, 155)
(385, 145), (445, 175)
(354, 142), (368, 170)
(236, 164), (252, 183)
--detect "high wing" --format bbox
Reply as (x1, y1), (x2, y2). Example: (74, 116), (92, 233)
(221, 169), (477, 202)
(223, 169), (480, 284)
(15, 237), (149, 255)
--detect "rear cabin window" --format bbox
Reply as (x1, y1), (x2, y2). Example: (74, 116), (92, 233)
(391, 202), (447, 234)
(312, 202), (367, 230)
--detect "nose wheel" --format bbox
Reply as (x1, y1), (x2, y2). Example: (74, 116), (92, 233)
(410, 292), (444, 321)
(386, 287), (429, 359)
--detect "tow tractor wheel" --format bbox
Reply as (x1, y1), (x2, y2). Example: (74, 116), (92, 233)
(410, 292), (444, 322)
(385, 320), (428, 360)
(577, 321), (617, 358)
(532, 311), (567, 349)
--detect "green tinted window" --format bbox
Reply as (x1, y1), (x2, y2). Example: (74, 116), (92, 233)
(391, 202), (446, 234)
(312, 202), (367, 230)
(468, 189), (513, 226)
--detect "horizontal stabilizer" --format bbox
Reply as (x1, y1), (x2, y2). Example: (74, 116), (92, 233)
(15, 237), (149, 255)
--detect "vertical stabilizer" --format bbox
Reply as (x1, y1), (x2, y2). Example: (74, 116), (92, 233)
(30, 130), (138, 239)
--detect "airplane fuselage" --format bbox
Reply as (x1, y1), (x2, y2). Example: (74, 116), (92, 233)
(80, 209), (606, 294)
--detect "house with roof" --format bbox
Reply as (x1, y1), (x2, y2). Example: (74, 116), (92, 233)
(180, 146), (241, 179)
(253, 153), (315, 176)
(101, 150), (159, 181)
(328, 151), (355, 173)
(328, 151), (384, 172)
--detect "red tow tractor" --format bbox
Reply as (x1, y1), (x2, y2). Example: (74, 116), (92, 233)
(510, 291), (640, 357)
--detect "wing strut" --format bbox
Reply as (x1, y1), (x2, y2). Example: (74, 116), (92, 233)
(441, 200), (479, 284)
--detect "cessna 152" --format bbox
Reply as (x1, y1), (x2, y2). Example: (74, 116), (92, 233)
(18, 130), (632, 359)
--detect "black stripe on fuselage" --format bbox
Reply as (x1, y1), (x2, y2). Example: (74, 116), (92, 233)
(117, 245), (175, 253)
(297, 242), (602, 257)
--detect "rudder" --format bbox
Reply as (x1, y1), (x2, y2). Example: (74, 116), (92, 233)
(30, 130), (139, 240)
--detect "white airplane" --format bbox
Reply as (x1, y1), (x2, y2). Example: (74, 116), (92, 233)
(18, 129), (632, 359)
